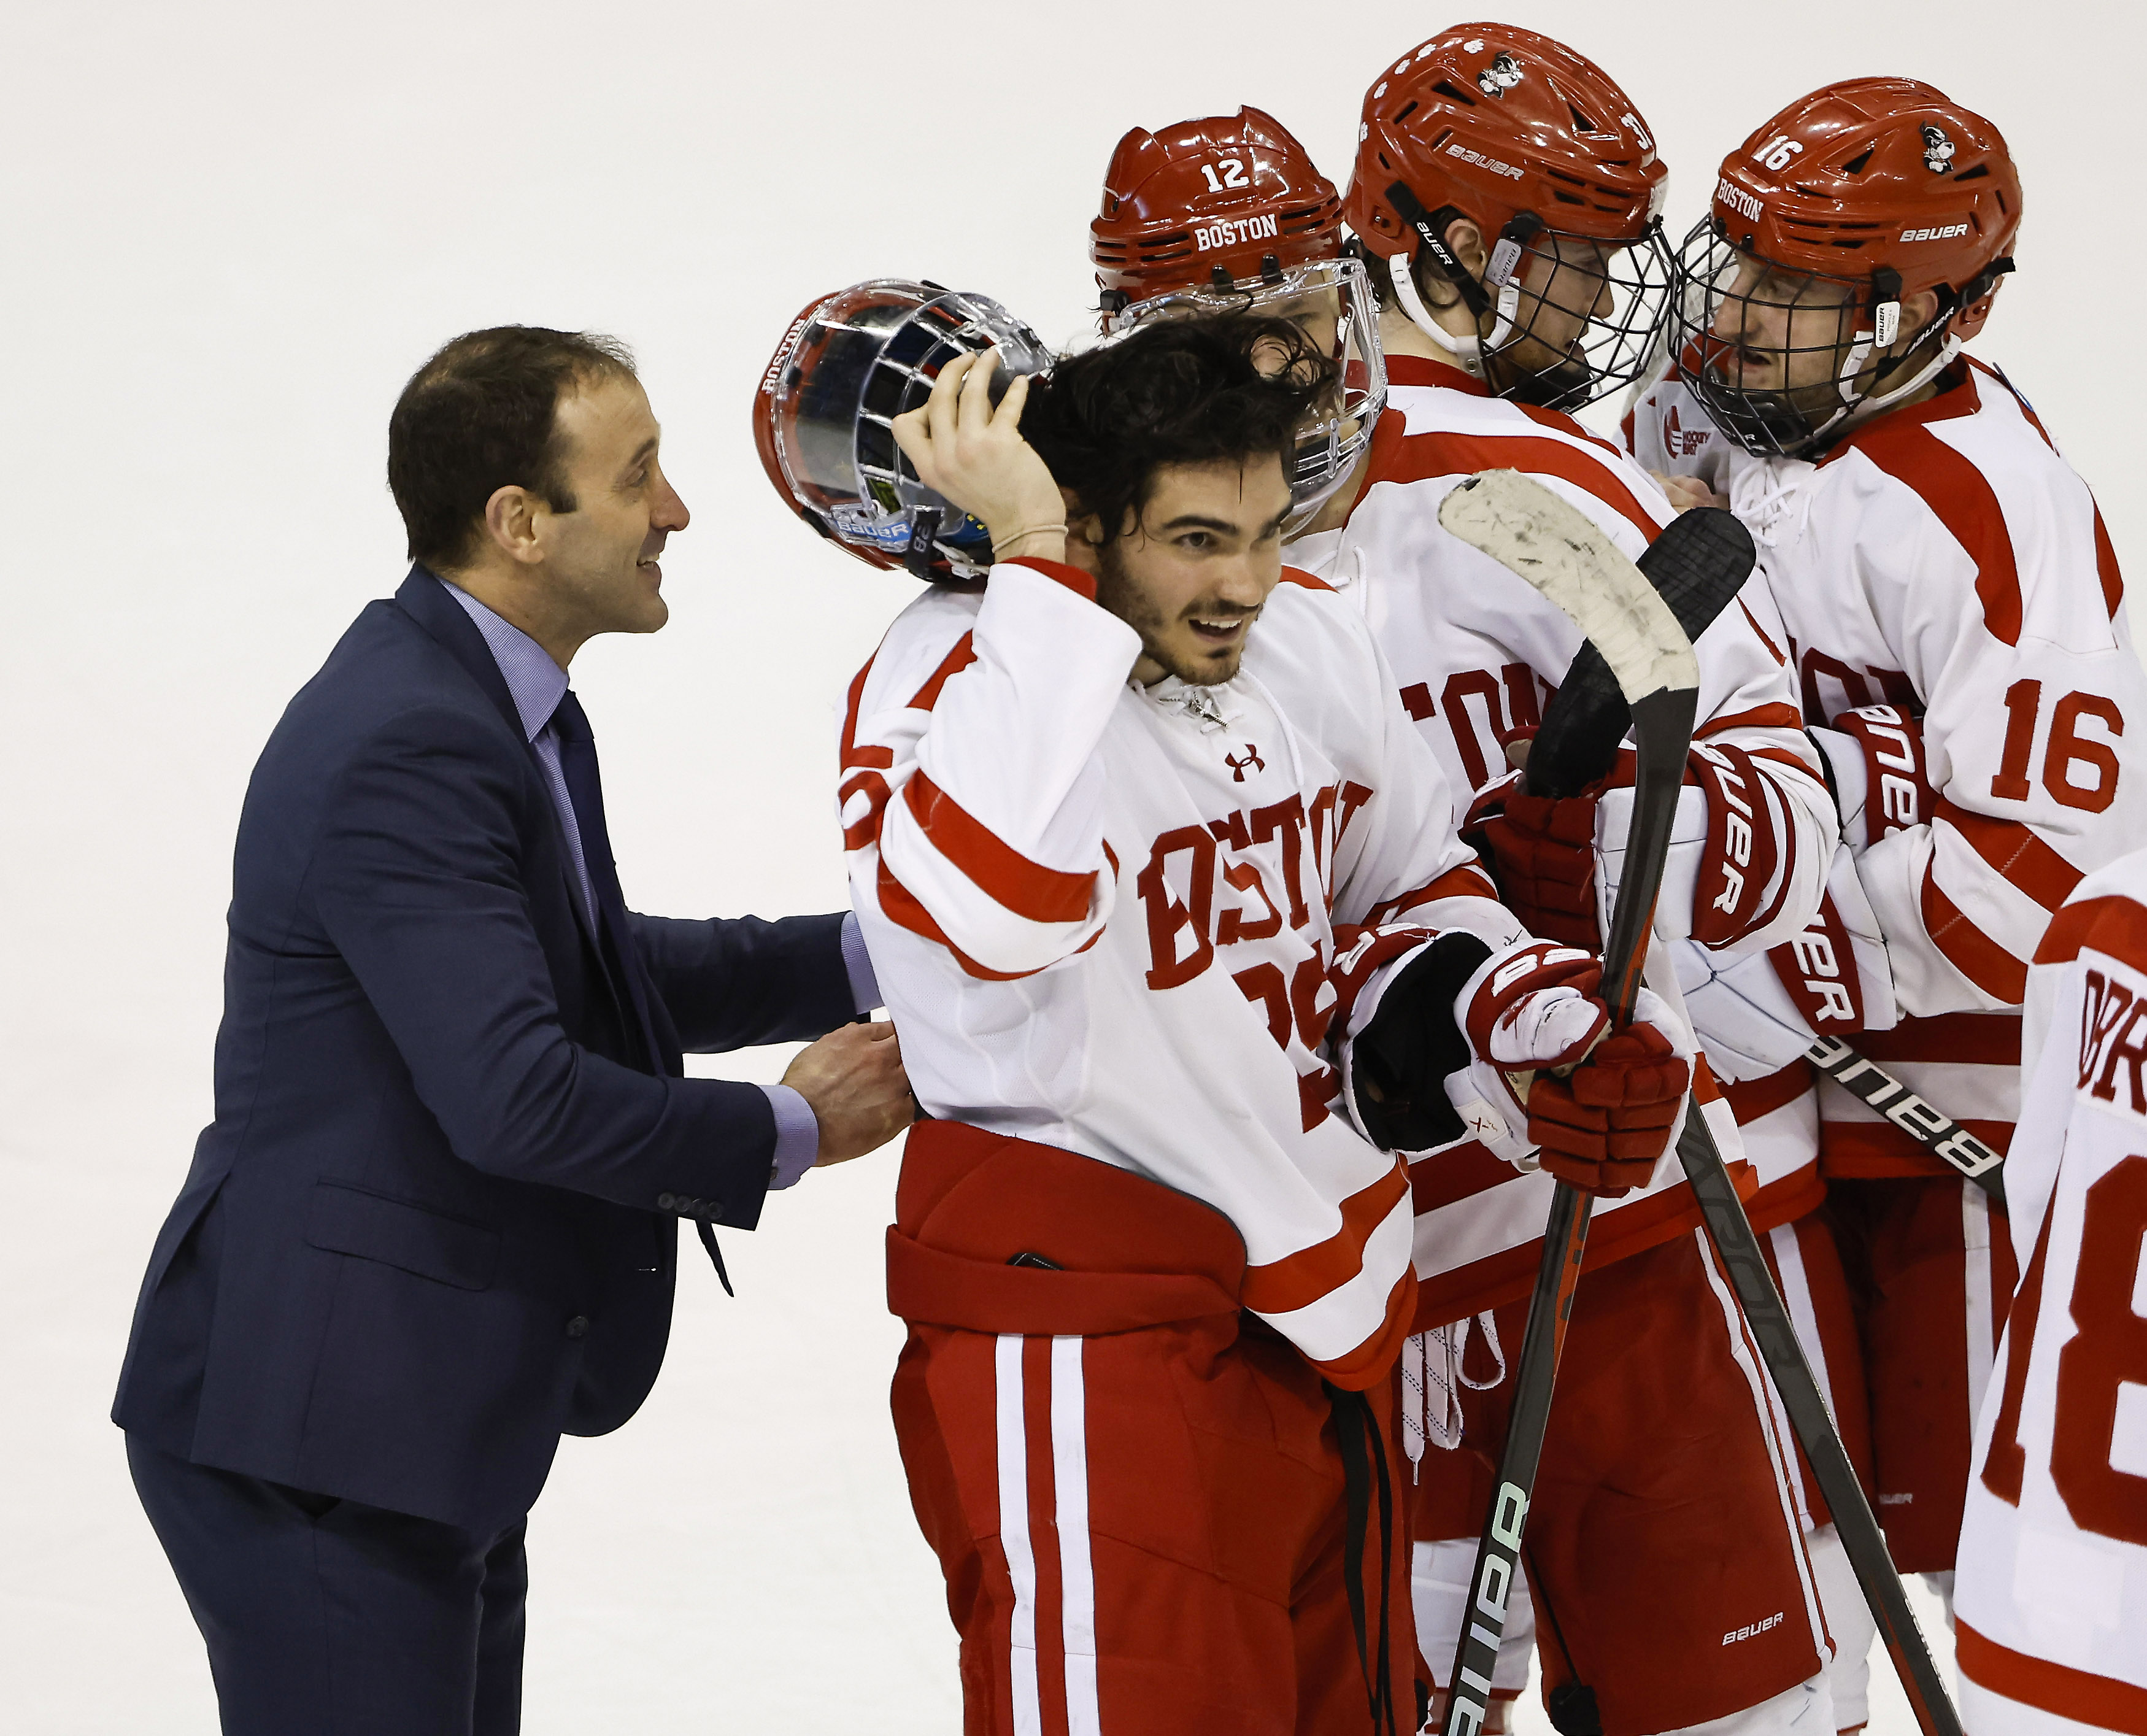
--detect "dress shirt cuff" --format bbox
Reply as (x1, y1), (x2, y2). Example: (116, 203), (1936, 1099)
(840, 910), (882, 1013)
(763, 1084), (820, 1190)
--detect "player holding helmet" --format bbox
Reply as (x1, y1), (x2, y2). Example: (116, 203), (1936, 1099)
(1629, 80), (2147, 1704)
(761, 293), (1701, 1733)
(1086, 39), (1842, 1736)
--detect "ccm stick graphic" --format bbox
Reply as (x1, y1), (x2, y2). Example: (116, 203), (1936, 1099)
(1465, 487), (1965, 1736)
(1512, 505), (2008, 1213)
(1433, 471), (1700, 1736)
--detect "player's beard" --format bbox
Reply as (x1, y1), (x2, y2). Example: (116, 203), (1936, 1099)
(1094, 539), (1258, 687)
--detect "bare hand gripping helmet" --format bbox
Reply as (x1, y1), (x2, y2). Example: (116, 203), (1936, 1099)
(755, 280), (1052, 582)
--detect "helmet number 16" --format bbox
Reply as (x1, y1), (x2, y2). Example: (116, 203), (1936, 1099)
(1200, 158), (1251, 194)
(1751, 134), (1805, 173)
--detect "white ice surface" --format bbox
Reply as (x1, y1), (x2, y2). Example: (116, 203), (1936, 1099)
(0, 1), (2132, 1729)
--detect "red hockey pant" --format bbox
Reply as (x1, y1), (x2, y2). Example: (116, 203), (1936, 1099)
(1412, 1228), (1827, 1735)
(1825, 1175), (2015, 1572)
(889, 1121), (1416, 1736)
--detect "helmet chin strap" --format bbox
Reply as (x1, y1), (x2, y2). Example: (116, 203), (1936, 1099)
(1381, 183), (1540, 381)
(1812, 268), (1962, 446)
(1386, 251), (1486, 374)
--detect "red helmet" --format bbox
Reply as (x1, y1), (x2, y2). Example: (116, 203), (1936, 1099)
(754, 280), (1051, 582)
(1347, 25), (1666, 253)
(1709, 79), (2019, 311)
(1090, 107), (1344, 314)
(1671, 79), (2022, 455)
(1343, 25), (1670, 408)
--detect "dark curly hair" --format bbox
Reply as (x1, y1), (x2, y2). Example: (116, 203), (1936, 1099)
(1019, 314), (1336, 546)
(388, 326), (638, 572)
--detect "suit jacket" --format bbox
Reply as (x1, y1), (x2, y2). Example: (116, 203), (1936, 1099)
(114, 569), (855, 1530)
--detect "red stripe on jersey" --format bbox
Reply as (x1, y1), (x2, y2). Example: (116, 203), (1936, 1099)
(901, 771), (1096, 925)
(874, 857), (1039, 983)
(1858, 1010), (2022, 1067)
(1309, 1269), (1418, 1392)
(1363, 862), (1500, 927)
(1241, 1160), (1411, 1315)
(1723, 1060), (1814, 1125)
(1921, 868), (2029, 1003)
(1957, 1621), (2147, 1736)
(2094, 504), (2127, 621)
(1514, 400), (1625, 460)
(1409, 1140), (1513, 1214)
(2036, 892), (2147, 974)
(906, 633), (977, 711)
(1820, 1117), (2014, 1179)
(1969, 356), (2059, 452)
(1735, 596), (1786, 664)
(1844, 382), (2029, 647)
(1386, 353), (1488, 395)
(840, 656), (893, 772)
(1278, 565), (1335, 592)
(1935, 797), (2085, 914)
(1370, 428), (1663, 546)
(1697, 701), (1806, 739)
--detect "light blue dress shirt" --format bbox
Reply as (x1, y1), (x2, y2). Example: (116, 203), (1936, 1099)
(439, 578), (877, 1189)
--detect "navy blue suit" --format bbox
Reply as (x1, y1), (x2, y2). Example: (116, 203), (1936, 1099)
(116, 570), (855, 1730)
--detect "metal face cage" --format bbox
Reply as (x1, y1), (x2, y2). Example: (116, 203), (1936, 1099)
(769, 281), (1052, 580)
(1111, 253), (1388, 528)
(1479, 218), (1676, 414)
(1668, 219), (1894, 458)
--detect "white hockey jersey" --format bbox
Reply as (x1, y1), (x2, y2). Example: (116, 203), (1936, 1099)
(1630, 357), (2145, 1179)
(842, 555), (1519, 1382)
(1291, 353), (1834, 1324)
(1956, 849), (2147, 1735)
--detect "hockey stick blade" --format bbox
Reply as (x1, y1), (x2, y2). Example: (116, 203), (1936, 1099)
(1440, 471), (1700, 712)
(1674, 1106), (1965, 1736)
(1806, 1036), (2006, 1203)
(1438, 471), (1702, 1736)
(1527, 506), (1756, 799)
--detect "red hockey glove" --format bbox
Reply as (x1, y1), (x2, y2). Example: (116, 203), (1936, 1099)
(1525, 1018), (1692, 1199)
(1479, 744), (1790, 955)
(1475, 779), (1603, 950)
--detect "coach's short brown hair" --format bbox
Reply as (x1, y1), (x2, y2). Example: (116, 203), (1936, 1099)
(387, 326), (637, 572)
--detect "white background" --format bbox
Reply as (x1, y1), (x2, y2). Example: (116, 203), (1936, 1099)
(1, 1), (2134, 1729)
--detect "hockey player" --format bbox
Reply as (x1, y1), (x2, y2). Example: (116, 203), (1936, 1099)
(1629, 83), (2147, 1698)
(1956, 847), (2147, 1735)
(760, 293), (1700, 1733)
(1084, 34), (1842, 1735)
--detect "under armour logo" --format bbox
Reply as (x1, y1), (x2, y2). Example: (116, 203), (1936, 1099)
(1224, 744), (1265, 781)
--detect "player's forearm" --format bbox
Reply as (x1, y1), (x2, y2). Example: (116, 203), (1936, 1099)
(876, 560), (1135, 976)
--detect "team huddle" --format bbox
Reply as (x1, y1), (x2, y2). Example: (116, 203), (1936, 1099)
(755, 24), (2146, 1736)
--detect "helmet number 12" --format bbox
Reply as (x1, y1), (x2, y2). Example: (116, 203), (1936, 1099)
(1751, 134), (1805, 173)
(1200, 158), (1251, 194)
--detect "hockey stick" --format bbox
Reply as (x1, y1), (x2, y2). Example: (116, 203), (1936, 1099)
(1803, 1036), (2006, 1204)
(1518, 508), (2008, 1208)
(1433, 472), (1702, 1736)
(1509, 506), (1965, 1734)
(1668, 1047), (1965, 1736)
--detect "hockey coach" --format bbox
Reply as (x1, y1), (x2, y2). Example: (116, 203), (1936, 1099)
(112, 326), (914, 1732)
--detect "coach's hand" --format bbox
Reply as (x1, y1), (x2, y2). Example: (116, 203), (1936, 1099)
(892, 348), (1068, 563)
(781, 1021), (914, 1166)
